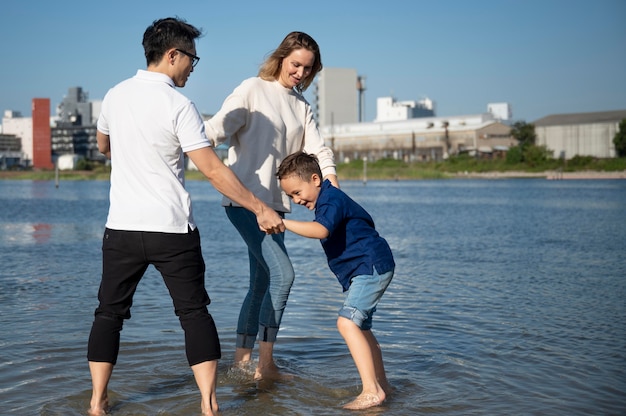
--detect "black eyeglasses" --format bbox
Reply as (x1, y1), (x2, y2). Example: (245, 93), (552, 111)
(175, 48), (200, 68)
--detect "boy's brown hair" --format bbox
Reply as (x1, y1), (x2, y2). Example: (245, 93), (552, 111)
(276, 151), (322, 181)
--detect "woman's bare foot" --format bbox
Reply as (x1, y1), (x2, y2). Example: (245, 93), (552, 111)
(253, 362), (294, 381)
(343, 392), (385, 410)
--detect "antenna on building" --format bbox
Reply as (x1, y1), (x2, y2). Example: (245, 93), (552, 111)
(357, 75), (366, 122)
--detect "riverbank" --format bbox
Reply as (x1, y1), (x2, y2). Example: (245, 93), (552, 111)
(1, 168), (625, 181)
(452, 170), (626, 180)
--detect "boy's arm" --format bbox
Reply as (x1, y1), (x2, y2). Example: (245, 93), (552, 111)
(283, 219), (329, 239)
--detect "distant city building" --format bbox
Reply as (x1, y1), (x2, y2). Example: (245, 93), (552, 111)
(32, 98), (54, 169)
(51, 87), (102, 162)
(1, 110), (32, 167)
(374, 96), (436, 122)
(0, 132), (23, 169)
(487, 102), (512, 121)
(314, 67), (359, 128)
(56, 87), (93, 127)
(534, 109), (626, 159)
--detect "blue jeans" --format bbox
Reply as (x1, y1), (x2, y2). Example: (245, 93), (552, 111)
(339, 267), (394, 330)
(226, 206), (295, 348)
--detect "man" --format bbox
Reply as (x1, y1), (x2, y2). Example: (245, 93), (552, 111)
(87, 17), (284, 416)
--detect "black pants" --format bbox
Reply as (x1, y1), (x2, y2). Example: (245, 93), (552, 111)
(87, 227), (221, 366)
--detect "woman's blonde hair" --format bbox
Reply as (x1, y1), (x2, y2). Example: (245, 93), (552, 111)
(258, 32), (322, 93)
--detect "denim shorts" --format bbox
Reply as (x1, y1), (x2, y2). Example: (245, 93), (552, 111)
(338, 266), (394, 330)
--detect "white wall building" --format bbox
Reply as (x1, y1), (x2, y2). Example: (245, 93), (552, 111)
(534, 110), (626, 159)
(487, 102), (512, 121)
(315, 67), (359, 128)
(374, 96), (436, 122)
(2, 110), (33, 166)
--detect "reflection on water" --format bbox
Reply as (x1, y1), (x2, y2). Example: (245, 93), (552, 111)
(0, 179), (625, 415)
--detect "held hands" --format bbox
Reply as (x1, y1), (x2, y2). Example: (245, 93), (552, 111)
(256, 206), (285, 235)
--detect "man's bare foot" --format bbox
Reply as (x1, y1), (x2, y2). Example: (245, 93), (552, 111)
(200, 398), (219, 416)
(87, 397), (109, 415)
(343, 392), (384, 410)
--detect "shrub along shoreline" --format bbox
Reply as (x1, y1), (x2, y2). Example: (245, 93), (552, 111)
(1, 156), (625, 181)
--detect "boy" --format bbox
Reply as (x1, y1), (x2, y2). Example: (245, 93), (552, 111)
(276, 151), (395, 410)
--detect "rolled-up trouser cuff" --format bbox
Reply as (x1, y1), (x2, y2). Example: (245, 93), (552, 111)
(236, 333), (257, 349)
(259, 325), (279, 343)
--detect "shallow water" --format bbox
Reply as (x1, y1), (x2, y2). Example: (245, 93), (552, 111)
(1, 178), (625, 415)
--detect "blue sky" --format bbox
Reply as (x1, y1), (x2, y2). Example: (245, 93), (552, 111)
(1, 0), (624, 123)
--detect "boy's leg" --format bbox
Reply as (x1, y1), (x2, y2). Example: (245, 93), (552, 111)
(337, 268), (394, 409)
(337, 316), (385, 409)
(363, 329), (392, 394)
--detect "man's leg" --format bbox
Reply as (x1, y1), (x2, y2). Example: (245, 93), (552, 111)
(191, 360), (219, 416)
(88, 362), (113, 416)
(87, 229), (147, 414)
(150, 228), (221, 412)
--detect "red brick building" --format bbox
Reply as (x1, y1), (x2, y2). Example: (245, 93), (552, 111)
(32, 98), (54, 169)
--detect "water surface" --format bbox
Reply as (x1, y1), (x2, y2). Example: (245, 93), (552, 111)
(0, 178), (625, 415)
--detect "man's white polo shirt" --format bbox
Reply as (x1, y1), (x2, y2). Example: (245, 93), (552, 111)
(97, 70), (210, 233)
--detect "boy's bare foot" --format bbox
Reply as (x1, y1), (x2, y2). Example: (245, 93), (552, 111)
(342, 392), (384, 410)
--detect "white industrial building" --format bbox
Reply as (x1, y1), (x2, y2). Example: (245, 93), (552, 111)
(534, 110), (626, 159)
(313, 67), (515, 162)
(321, 112), (515, 163)
(374, 96), (436, 122)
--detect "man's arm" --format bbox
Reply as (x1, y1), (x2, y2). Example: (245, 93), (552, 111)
(187, 147), (284, 234)
(96, 130), (111, 159)
(283, 218), (329, 239)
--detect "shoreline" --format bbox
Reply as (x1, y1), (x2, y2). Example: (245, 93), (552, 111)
(452, 170), (626, 180)
(1, 169), (625, 181)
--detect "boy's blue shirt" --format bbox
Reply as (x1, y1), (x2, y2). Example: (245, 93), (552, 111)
(314, 179), (395, 291)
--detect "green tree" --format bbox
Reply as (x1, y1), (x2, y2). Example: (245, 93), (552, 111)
(613, 119), (626, 157)
(505, 146), (523, 164)
(523, 144), (553, 167)
(510, 121), (537, 148)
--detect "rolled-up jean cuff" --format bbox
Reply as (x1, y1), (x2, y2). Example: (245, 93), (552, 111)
(339, 306), (369, 329)
(259, 325), (279, 343)
(236, 333), (256, 349)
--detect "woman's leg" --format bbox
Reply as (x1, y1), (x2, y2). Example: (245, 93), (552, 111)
(226, 207), (270, 360)
(226, 207), (295, 377)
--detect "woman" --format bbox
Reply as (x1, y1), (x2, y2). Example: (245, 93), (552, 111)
(205, 32), (339, 380)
